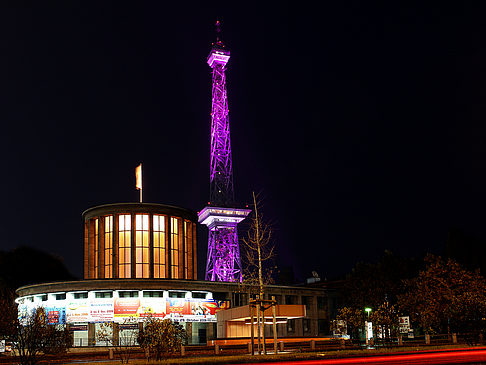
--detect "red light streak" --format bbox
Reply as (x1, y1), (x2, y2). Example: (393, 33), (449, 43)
(234, 348), (486, 365)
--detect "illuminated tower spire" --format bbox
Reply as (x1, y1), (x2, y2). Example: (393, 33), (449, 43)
(199, 21), (250, 282)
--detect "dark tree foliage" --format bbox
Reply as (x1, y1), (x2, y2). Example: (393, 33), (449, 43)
(335, 306), (363, 339)
(343, 250), (421, 309)
(138, 317), (187, 361)
(0, 246), (76, 290)
(5, 306), (71, 365)
(398, 254), (486, 341)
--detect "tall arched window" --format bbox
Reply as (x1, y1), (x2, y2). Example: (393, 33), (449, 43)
(153, 215), (166, 278)
(135, 214), (149, 278)
(104, 215), (113, 278)
(170, 217), (179, 278)
(118, 214), (131, 278)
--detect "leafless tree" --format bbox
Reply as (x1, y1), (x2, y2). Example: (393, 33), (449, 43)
(240, 191), (276, 355)
(10, 306), (71, 365)
(241, 191), (276, 298)
(96, 318), (139, 364)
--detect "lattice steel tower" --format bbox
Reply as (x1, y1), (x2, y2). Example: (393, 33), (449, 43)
(198, 22), (250, 282)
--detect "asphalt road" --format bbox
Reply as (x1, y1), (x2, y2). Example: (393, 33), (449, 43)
(233, 348), (486, 365)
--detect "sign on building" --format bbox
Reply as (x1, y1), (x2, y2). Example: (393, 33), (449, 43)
(365, 321), (373, 340)
(399, 316), (410, 334)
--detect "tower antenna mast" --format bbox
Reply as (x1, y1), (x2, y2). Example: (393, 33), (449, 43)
(199, 21), (250, 282)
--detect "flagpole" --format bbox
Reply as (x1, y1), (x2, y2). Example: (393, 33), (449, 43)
(136, 163), (143, 203)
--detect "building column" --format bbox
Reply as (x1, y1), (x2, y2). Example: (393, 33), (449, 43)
(88, 323), (96, 346)
(113, 214), (119, 278)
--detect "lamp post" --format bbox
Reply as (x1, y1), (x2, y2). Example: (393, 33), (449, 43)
(364, 307), (372, 346)
(365, 307), (372, 318)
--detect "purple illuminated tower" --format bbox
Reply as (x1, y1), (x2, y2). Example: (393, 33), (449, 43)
(199, 22), (250, 282)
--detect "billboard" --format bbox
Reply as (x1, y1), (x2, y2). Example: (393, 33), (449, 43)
(45, 306), (66, 324)
(66, 300), (90, 323)
(90, 299), (114, 322)
(112, 298), (229, 322)
(19, 296), (229, 324)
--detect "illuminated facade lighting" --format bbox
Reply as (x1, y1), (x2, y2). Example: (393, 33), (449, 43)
(200, 22), (249, 282)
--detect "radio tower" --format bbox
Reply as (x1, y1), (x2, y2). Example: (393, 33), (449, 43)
(198, 21), (250, 282)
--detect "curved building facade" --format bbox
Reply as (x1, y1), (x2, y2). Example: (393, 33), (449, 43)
(15, 202), (334, 346)
(83, 203), (197, 280)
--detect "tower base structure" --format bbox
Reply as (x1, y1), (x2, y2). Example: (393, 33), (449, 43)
(198, 206), (250, 282)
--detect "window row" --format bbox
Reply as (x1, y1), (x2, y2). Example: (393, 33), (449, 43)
(85, 213), (196, 280)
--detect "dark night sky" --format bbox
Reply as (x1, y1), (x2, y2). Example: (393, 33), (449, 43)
(1, 2), (486, 282)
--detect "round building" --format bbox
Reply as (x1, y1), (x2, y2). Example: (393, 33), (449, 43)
(16, 202), (329, 346)
(82, 203), (197, 281)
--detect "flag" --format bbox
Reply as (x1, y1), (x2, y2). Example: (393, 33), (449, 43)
(135, 163), (142, 190)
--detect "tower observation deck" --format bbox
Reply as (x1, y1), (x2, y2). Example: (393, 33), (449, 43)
(199, 22), (250, 282)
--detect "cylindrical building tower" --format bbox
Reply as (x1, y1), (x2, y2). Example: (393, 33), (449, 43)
(83, 203), (197, 280)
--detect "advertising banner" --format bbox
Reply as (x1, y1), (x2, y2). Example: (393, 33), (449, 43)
(114, 298), (140, 318)
(66, 300), (89, 323)
(45, 306), (66, 324)
(29, 296), (230, 324)
(399, 316), (410, 334)
(166, 298), (191, 318)
(90, 299), (114, 322)
(139, 297), (167, 318)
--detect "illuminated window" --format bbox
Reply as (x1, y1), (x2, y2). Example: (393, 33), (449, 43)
(104, 216), (113, 278)
(94, 218), (99, 279)
(153, 215), (166, 278)
(135, 214), (149, 278)
(184, 221), (190, 279)
(118, 214), (131, 278)
(170, 217), (179, 278)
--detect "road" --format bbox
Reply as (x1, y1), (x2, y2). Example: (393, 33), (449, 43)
(234, 348), (486, 365)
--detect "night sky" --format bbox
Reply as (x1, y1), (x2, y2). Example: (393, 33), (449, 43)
(1, 2), (486, 282)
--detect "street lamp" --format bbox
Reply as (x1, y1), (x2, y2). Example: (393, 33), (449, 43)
(364, 307), (372, 346)
(364, 307), (372, 318)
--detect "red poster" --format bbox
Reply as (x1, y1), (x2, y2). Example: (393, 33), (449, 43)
(201, 300), (229, 315)
(114, 298), (140, 317)
(166, 299), (191, 315)
(47, 311), (59, 324)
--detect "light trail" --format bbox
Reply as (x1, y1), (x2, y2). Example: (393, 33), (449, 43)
(235, 348), (486, 365)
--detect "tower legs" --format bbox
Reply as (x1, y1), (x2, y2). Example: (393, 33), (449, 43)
(205, 228), (241, 282)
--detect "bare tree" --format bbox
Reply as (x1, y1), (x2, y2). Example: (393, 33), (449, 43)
(241, 191), (276, 355)
(241, 191), (275, 298)
(10, 306), (71, 365)
(96, 318), (139, 364)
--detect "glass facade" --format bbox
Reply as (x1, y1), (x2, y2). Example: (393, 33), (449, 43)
(135, 214), (149, 278)
(153, 215), (166, 278)
(184, 220), (189, 279)
(94, 218), (99, 279)
(84, 204), (197, 280)
(118, 214), (131, 279)
(104, 215), (113, 278)
(170, 217), (179, 279)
